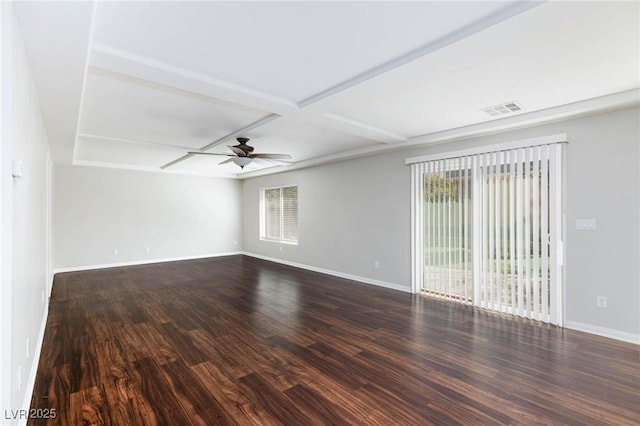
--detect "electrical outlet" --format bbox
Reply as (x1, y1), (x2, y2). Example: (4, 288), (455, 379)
(374, 260), (380, 269)
(145, 247), (151, 254)
(113, 248), (119, 255)
(596, 296), (607, 308)
(279, 246), (283, 252)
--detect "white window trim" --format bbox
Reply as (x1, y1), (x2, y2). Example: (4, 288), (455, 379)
(259, 183), (299, 245)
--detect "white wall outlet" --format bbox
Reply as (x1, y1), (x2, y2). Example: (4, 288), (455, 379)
(374, 260), (380, 269)
(234, 240), (238, 246)
(596, 296), (607, 308)
(145, 247), (151, 254)
(113, 248), (119, 255)
(279, 246), (283, 252)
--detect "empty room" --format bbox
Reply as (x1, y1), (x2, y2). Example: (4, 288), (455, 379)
(1, 1), (639, 425)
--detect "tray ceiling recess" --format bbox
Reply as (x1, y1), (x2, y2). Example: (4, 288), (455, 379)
(14, 1), (640, 178)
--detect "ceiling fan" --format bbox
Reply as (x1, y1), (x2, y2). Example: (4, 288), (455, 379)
(188, 137), (292, 169)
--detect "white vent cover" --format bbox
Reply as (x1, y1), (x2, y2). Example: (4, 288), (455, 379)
(482, 101), (523, 117)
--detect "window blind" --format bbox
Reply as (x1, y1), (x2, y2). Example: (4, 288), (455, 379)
(262, 185), (298, 243)
(282, 186), (298, 242)
(265, 188), (282, 240)
(411, 142), (564, 324)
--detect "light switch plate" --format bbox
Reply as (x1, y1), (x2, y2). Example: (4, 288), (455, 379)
(575, 219), (596, 230)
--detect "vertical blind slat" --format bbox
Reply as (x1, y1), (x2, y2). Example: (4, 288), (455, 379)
(549, 145), (559, 324)
(457, 157), (464, 302)
(487, 153), (496, 309)
(437, 160), (442, 298)
(541, 147), (549, 321)
(516, 149), (524, 317)
(430, 161), (436, 296)
(446, 160), (452, 299)
(509, 151), (516, 315)
(524, 148), (533, 317)
(424, 162), (429, 292)
(495, 154), (503, 311)
(480, 154), (486, 308)
(473, 156), (482, 305)
(502, 152), (507, 312)
(532, 147), (541, 320)
(464, 156), (471, 302)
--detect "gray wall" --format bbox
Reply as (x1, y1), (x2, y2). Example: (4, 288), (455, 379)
(1, 7), (53, 414)
(243, 107), (640, 339)
(243, 153), (410, 289)
(54, 166), (242, 269)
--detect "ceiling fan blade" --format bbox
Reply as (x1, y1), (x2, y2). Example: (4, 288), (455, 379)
(250, 153), (292, 160)
(218, 158), (235, 165)
(228, 146), (248, 156)
(187, 151), (234, 157)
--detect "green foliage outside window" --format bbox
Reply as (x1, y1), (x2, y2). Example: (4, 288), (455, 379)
(425, 174), (459, 202)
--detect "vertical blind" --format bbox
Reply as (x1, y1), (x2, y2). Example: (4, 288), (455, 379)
(410, 142), (564, 324)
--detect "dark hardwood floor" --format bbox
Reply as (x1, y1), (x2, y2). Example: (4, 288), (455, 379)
(29, 255), (639, 425)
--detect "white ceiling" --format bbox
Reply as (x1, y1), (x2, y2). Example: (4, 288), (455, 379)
(14, 1), (640, 178)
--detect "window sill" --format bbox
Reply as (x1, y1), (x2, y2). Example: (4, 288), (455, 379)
(260, 238), (298, 246)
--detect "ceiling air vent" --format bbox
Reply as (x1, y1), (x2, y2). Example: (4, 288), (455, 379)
(482, 101), (523, 117)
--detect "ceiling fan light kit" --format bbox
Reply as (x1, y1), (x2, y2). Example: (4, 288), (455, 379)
(232, 157), (253, 168)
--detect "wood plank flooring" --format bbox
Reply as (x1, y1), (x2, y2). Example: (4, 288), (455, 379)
(29, 255), (640, 425)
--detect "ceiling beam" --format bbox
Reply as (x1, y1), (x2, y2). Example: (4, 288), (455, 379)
(91, 43), (299, 115)
(78, 133), (196, 152)
(297, 1), (544, 108)
(320, 114), (406, 143)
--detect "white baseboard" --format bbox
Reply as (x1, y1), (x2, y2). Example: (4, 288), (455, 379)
(19, 304), (49, 426)
(564, 320), (640, 345)
(242, 251), (411, 293)
(53, 251), (243, 274)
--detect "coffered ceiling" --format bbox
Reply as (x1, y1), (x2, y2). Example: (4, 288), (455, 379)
(14, 1), (640, 178)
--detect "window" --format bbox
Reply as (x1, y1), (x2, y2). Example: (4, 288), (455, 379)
(408, 136), (565, 325)
(260, 185), (298, 244)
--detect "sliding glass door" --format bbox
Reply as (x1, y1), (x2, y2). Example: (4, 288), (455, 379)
(411, 141), (564, 324)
